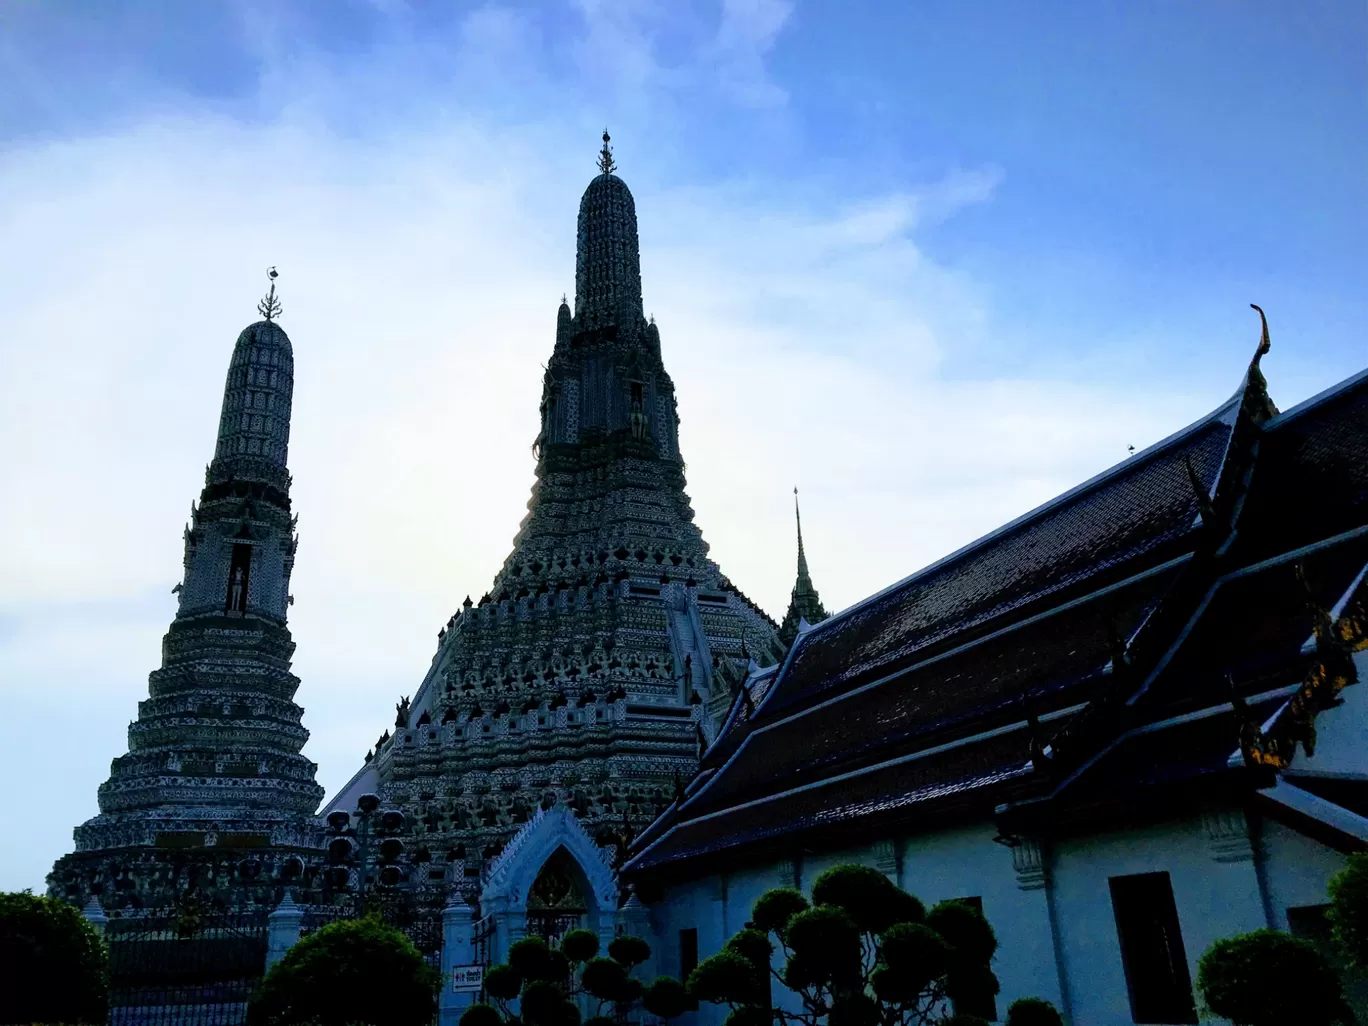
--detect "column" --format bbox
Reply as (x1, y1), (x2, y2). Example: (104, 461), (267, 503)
(439, 892), (479, 1026)
(616, 886), (656, 979)
(266, 891), (304, 971)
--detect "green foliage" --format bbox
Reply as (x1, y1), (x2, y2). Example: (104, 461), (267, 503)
(722, 1006), (773, 1026)
(521, 980), (566, 1025)
(1003, 997), (1064, 1026)
(699, 865), (1048, 1026)
(1329, 852), (1368, 971)
(812, 865), (921, 935)
(247, 915), (438, 1026)
(581, 955), (630, 1000)
(484, 963), (522, 1001)
(926, 901), (998, 966)
(0, 891), (109, 1026)
(509, 936), (555, 982)
(477, 929), (678, 1026)
(688, 950), (764, 1005)
(643, 976), (690, 1019)
(560, 928), (600, 963)
(751, 888), (810, 939)
(725, 928), (774, 971)
(461, 1003), (505, 1026)
(1196, 928), (1351, 1026)
(608, 933), (651, 968)
(785, 905), (862, 990)
(874, 923), (948, 1002)
(828, 992), (880, 1026)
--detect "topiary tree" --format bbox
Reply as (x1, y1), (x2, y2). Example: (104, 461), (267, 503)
(0, 891), (109, 1025)
(247, 914), (440, 1026)
(689, 865), (1058, 1026)
(1329, 851), (1368, 972)
(1003, 997), (1063, 1026)
(1196, 928), (1353, 1026)
(472, 929), (686, 1026)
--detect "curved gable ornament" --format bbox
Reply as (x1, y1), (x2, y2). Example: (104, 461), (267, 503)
(481, 804), (618, 914)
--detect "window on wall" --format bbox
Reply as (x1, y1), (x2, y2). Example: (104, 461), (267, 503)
(1109, 872), (1198, 1024)
(947, 896), (997, 1022)
(679, 928), (699, 1009)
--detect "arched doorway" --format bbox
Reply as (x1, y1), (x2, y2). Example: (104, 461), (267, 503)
(526, 847), (588, 947)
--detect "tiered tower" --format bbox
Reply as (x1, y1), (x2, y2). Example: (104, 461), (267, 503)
(338, 135), (784, 877)
(778, 488), (830, 646)
(49, 274), (325, 912)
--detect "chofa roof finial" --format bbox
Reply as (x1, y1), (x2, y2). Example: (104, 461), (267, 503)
(257, 266), (282, 322)
(598, 129), (617, 175)
(1250, 303), (1271, 361)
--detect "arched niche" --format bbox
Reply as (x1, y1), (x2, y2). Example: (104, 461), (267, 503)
(480, 805), (618, 960)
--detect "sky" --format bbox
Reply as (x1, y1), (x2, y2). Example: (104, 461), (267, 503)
(0, 0), (1363, 894)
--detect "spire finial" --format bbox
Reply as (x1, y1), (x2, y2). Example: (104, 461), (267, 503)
(257, 267), (282, 322)
(597, 129), (617, 175)
(794, 487), (809, 577)
(1250, 303), (1271, 360)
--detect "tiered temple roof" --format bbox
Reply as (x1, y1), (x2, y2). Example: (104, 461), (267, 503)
(627, 312), (1368, 879)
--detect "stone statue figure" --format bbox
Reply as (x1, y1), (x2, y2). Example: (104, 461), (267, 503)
(629, 397), (647, 441)
(395, 695), (411, 729)
(228, 566), (245, 612)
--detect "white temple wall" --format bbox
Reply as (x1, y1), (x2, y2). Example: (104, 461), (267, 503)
(1049, 810), (1268, 1026)
(644, 801), (1358, 1025)
(1260, 816), (1350, 929)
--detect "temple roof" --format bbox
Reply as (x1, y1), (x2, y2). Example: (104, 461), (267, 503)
(626, 325), (1368, 879)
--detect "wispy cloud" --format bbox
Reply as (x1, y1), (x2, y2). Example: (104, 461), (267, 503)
(0, 1), (1327, 893)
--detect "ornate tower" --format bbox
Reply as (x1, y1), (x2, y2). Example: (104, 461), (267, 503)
(778, 488), (829, 646)
(341, 135), (783, 884)
(50, 272), (325, 912)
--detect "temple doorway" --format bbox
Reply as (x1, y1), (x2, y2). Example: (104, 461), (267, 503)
(525, 847), (588, 947)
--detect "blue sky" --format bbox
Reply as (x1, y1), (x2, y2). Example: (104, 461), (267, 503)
(1, 0), (1363, 893)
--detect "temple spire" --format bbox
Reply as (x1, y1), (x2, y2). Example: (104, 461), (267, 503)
(598, 129), (617, 175)
(257, 266), (282, 322)
(779, 487), (829, 647)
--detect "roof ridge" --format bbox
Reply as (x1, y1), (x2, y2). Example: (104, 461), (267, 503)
(783, 392), (1241, 653)
(1265, 366), (1368, 432)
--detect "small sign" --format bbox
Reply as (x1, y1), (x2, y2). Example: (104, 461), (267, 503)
(451, 965), (485, 993)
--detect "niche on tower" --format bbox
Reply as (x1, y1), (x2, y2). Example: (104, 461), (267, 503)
(226, 542), (253, 614)
(625, 360), (648, 442)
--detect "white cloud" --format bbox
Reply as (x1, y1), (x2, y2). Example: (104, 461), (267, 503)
(0, 9), (1221, 891)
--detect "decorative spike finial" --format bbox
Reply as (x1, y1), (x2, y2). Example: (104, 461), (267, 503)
(257, 267), (282, 322)
(1243, 304), (1280, 424)
(597, 129), (617, 175)
(1250, 303), (1271, 360)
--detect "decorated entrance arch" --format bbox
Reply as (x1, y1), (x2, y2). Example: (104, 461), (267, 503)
(478, 805), (620, 963)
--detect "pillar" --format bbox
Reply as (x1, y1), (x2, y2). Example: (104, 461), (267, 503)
(266, 891), (304, 971)
(615, 886), (655, 979)
(440, 891), (480, 1026)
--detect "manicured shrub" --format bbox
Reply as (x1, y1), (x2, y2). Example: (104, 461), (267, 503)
(0, 891), (109, 1025)
(1329, 851), (1368, 970)
(1004, 997), (1064, 1026)
(1196, 928), (1351, 1026)
(696, 865), (1055, 1026)
(247, 915), (439, 1026)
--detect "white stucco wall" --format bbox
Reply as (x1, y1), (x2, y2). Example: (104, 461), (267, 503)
(1261, 817), (1350, 929)
(644, 802), (1356, 1026)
